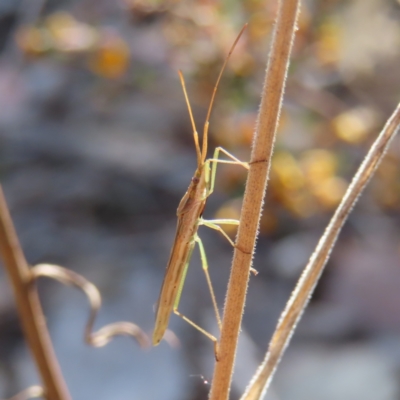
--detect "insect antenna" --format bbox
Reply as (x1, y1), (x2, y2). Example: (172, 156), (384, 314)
(201, 23), (248, 164)
(178, 70), (202, 168)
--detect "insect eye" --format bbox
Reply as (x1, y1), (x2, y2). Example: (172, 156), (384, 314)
(192, 177), (199, 184)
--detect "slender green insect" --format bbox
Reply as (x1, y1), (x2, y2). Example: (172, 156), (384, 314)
(153, 25), (249, 354)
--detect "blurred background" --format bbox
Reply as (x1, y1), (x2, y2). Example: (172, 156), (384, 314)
(1, 0), (400, 399)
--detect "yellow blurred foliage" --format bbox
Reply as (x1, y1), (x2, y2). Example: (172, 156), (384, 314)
(300, 149), (346, 209)
(15, 26), (51, 55)
(15, 11), (130, 79)
(281, 190), (316, 218)
(300, 149), (337, 187)
(273, 151), (304, 190)
(271, 149), (347, 216)
(16, 12), (98, 55)
(311, 176), (347, 209)
(45, 12), (97, 53)
(272, 151), (316, 218)
(315, 21), (341, 65)
(332, 107), (376, 144)
(88, 33), (130, 79)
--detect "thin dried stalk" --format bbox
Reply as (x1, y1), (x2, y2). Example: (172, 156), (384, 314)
(208, 1), (301, 399)
(0, 187), (71, 400)
(241, 103), (400, 400)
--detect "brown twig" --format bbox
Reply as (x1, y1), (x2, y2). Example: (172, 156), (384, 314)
(208, 1), (301, 399)
(0, 186), (71, 400)
(240, 103), (400, 399)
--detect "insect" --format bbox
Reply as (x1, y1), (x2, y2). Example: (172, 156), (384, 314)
(152, 26), (249, 354)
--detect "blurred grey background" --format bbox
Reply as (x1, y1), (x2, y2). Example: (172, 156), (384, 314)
(1, 0), (400, 399)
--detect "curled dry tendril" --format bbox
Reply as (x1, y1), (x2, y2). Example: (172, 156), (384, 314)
(30, 263), (149, 348)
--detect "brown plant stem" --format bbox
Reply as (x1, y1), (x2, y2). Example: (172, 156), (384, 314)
(240, 103), (400, 400)
(208, 1), (301, 399)
(0, 186), (71, 400)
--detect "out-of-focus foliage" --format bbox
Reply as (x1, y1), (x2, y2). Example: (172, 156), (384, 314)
(13, 1), (400, 234)
(16, 12), (130, 79)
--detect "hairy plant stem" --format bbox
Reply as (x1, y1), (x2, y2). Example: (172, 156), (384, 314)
(208, 1), (301, 399)
(0, 187), (71, 400)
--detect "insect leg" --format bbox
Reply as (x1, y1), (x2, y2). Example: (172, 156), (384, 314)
(173, 235), (220, 359)
(194, 234), (222, 330)
(199, 218), (239, 247)
(173, 235), (222, 331)
(205, 146), (249, 197)
(199, 219), (258, 275)
(173, 308), (219, 359)
(213, 147), (250, 169)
